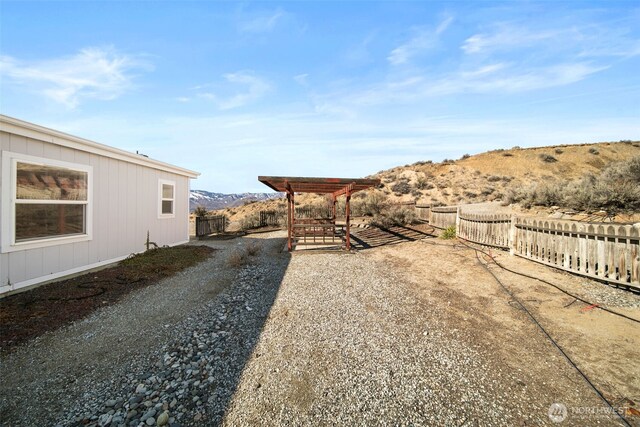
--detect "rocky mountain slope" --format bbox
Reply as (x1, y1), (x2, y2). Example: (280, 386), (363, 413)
(189, 190), (282, 212)
(373, 141), (640, 207)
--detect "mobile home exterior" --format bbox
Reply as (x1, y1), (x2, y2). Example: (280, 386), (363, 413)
(0, 115), (199, 296)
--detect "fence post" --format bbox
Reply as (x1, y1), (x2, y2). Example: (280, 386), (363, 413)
(455, 206), (461, 232)
(509, 215), (517, 256)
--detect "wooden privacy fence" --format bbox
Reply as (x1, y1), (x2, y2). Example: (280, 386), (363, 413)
(430, 206), (458, 229)
(430, 205), (640, 289)
(514, 218), (639, 288)
(458, 212), (513, 249)
(415, 204), (431, 221)
(195, 215), (227, 237)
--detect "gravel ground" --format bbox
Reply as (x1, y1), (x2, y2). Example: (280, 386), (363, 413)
(0, 233), (287, 427)
(1, 230), (635, 426)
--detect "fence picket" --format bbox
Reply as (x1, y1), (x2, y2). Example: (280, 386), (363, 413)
(437, 204), (639, 289)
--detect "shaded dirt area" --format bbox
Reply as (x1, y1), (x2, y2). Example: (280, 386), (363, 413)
(0, 245), (215, 352)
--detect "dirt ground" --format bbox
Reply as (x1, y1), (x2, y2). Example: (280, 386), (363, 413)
(370, 236), (640, 425)
(0, 245), (215, 351)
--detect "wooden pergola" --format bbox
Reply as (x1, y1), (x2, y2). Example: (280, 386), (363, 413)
(258, 176), (380, 251)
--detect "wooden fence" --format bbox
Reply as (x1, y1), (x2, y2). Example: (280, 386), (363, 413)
(195, 215), (227, 237)
(430, 206), (458, 229)
(430, 204), (640, 289)
(295, 206), (332, 219)
(415, 204), (431, 221)
(259, 210), (283, 227)
(458, 211), (513, 249)
(514, 218), (639, 288)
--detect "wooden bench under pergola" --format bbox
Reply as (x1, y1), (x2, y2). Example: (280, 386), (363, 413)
(258, 176), (381, 251)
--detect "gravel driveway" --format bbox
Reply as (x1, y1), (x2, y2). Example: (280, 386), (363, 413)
(1, 230), (635, 426)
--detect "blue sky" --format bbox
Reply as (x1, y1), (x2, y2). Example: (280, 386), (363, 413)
(1, 1), (639, 193)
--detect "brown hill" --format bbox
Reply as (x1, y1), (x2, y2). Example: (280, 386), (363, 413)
(374, 141), (640, 206)
(204, 140), (639, 228)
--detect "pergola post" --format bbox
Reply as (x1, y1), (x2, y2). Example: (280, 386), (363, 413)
(345, 185), (352, 250)
(286, 193), (292, 251)
(285, 180), (294, 252)
(331, 195), (336, 221)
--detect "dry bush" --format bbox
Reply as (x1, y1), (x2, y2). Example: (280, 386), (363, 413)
(391, 180), (412, 194)
(502, 157), (640, 211)
(246, 241), (261, 256)
(539, 154), (558, 163)
(350, 191), (387, 216)
(239, 212), (261, 230)
(193, 206), (208, 217)
(555, 148), (564, 154)
(371, 206), (417, 228)
(227, 249), (247, 268)
(588, 147), (599, 155)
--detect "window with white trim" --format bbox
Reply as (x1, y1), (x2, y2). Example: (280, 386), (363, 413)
(1, 151), (93, 252)
(158, 179), (175, 218)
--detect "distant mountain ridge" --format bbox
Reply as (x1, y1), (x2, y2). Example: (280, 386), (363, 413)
(189, 190), (282, 211)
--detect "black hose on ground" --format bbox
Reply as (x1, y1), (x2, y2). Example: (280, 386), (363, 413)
(470, 248), (633, 427)
(454, 239), (640, 325)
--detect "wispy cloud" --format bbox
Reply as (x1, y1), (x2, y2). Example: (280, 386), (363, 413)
(387, 16), (453, 65)
(0, 46), (150, 108)
(462, 22), (640, 58)
(197, 71), (271, 110)
(462, 25), (559, 54)
(238, 8), (285, 33)
(330, 61), (607, 106)
(294, 73), (309, 86)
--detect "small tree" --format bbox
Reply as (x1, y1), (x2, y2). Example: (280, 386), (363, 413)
(194, 205), (208, 217)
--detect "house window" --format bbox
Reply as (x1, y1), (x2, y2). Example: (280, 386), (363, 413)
(1, 152), (93, 252)
(158, 179), (175, 218)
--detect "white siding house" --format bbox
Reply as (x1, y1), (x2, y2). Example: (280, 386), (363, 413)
(0, 115), (199, 296)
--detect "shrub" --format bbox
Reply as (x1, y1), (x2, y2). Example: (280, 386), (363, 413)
(588, 147), (599, 155)
(487, 175), (502, 182)
(440, 226), (456, 239)
(461, 154), (471, 159)
(391, 180), (412, 195)
(352, 191), (387, 216)
(239, 212), (261, 230)
(502, 156), (640, 211)
(539, 154), (558, 163)
(502, 152), (514, 157)
(193, 206), (208, 217)
(415, 176), (433, 190)
(371, 206), (417, 228)
(246, 241), (261, 256)
(227, 249), (247, 268)
(555, 148), (564, 154)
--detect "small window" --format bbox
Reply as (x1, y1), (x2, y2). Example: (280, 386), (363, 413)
(1, 151), (93, 253)
(158, 179), (175, 218)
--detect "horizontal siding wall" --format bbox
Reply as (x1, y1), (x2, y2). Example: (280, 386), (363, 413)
(0, 130), (191, 294)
